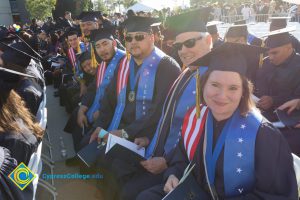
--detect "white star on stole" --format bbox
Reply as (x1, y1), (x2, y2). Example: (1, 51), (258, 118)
(240, 124), (246, 129)
(237, 152), (243, 158)
(238, 188), (244, 193)
(238, 138), (244, 143)
(236, 168), (242, 174)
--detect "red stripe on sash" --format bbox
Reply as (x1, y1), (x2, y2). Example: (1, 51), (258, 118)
(182, 105), (209, 160)
(68, 48), (76, 72)
(189, 108), (208, 160)
(96, 62), (107, 88)
(117, 57), (130, 95)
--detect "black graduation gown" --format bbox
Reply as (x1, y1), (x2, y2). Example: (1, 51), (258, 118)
(0, 147), (33, 200)
(17, 78), (43, 116)
(255, 52), (300, 121)
(93, 55), (181, 140)
(290, 34), (300, 54)
(152, 68), (196, 158)
(155, 118), (298, 200)
(118, 69), (196, 200)
(0, 120), (39, 165)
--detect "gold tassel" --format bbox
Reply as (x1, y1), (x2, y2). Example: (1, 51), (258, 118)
(91, 43), (98, 68)
(196, 69), (201, 118)
(80, 23), (85, 40)
(182, 64), (186, 70)
(77, 42), (81, 54)
(259, 40), (265, 68)
(126, 49), (131, 60)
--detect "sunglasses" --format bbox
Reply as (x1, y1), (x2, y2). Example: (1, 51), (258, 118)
(173, 36), (203, 51)
(125, 34), (148, 42)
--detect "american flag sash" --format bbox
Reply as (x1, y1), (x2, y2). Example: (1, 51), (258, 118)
(182, 105), (209, 161)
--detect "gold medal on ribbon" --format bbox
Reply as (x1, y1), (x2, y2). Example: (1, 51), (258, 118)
(128, 91), (135, 102)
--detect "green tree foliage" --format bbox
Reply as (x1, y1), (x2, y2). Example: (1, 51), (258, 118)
(25, 0), (56, 20)
(95, 0), (108, 13)
(122, 0), (139, 8)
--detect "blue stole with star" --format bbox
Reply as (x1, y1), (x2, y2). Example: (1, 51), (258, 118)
(247, 34), (255, 45)
(145, 67), (208, 158)
(86, 49), (125, 123)
(205, 109), (262, 197)
(108, 47), (165, 131)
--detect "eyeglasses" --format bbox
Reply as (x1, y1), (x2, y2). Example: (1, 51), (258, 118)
(173, 36), (203, 51)
(125, 34), (148, 43)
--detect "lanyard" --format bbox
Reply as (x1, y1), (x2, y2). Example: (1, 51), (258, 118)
(129, 59), (143, 92)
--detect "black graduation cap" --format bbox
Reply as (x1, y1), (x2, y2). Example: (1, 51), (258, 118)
(190, 42), (267, 76)
(0, 42), (38, 69)
(225, 19), (248, 38)
(263, 26), (295, 48)
(77, 51), (91, 64)
(269, 17), (290, 31)
(78, 11), (100, 22)
(166, 8), (211, 36)
(151, 22), (162, 34)
(206, 21), (222, 35)
(123, 16), (160, 32)
(90, 28), (114, 42)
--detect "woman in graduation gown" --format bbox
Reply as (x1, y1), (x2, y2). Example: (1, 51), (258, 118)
(137, 43), (298, 200)
(0, 67), (43, 165)
(0, 146), (33, 200)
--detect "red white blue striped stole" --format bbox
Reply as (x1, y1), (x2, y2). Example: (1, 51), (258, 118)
(96, 61), (107, 89)
(117, 56), (130, 96)
(182, 105), (209, 161)
(67, 47), (77, 73)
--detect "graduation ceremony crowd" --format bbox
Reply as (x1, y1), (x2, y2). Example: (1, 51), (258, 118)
(1, 5), (300, 200)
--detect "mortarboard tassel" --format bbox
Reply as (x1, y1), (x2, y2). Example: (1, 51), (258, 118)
(90, 43), (98, 68)
(259, 40), (265, 68)
(182, 64), (186, 70)
(77, 42), (81, 54)
(196, 69), (201, 118)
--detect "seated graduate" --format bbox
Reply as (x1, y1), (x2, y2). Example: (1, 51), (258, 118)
(0, 66), (44, 165)
(268, 17), (300, 54)
(0, 146), (33, 199)
(277, 98), (300, 156)
(255, 28), (300, 122)
(0, 42), (43, 116)
(206, 21), (224, 49)
(85, 16), (181, 200)
(64, 28), (125, 157)
(137, 43), (298, 200)
(119, 8), (212, 200)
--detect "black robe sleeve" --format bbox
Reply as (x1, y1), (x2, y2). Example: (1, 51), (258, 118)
(81, 79), (97, 107)
(123, 56), (181, 139)
(163, 139), (189, 183)
(0, 147), (33, 200)
(221, 121), (298, 200)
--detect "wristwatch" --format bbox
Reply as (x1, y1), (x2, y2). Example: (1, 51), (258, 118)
(121, 129), (129, 139)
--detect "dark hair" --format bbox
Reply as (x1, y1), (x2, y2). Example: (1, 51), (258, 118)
(200, 69), (255, 116)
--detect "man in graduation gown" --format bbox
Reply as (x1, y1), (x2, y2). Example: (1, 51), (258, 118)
(255, 28), (300, 121)
(64, 28), (125, 155)
(87, 16), (181, 200)
(118, 8), (212, 200)
(268, 17), (300, 53)
(137, 43), (298, 200)
(206, 21), (224, 49)
(224, 23), (262, 82)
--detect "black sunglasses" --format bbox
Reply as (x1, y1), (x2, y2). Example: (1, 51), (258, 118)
(173, 36), (203, 51)
(125, 34), (148, 42)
